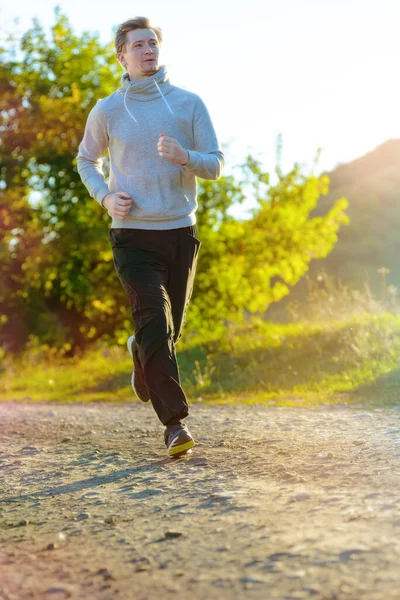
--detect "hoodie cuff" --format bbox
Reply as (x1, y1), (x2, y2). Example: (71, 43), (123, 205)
(181, 149), (198, 171)
(95, 186), (111, 207)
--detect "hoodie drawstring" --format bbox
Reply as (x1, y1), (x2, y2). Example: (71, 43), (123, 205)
(123, 84), (138, 124)
(153, 80), (174, 116)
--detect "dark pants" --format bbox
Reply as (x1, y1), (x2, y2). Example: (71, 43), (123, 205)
(109, 225), (201, 426)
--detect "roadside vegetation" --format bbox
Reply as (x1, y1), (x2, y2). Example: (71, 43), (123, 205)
(2, 272), (399, 409)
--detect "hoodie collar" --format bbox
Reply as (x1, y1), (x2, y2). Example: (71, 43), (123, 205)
(117, 64), (173, 102)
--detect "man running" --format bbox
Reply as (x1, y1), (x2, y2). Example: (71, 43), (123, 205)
(77, 17), (224, 457)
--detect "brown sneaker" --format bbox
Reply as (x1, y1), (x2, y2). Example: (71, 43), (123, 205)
(164, 422), (194, 457)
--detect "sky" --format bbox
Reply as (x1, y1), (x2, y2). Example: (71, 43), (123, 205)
(1, 0), (399, 216)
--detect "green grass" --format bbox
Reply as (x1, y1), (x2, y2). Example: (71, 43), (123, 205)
(1, 311), (400, 409)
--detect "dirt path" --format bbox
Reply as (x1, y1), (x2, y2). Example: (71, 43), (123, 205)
(0, 401), (399, 600)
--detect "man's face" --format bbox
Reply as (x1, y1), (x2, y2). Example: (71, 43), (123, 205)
(118, 28), (160, 79)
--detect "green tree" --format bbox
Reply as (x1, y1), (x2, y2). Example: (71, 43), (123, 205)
(0, 9), (124, 352)
(187, 156), (349, 335)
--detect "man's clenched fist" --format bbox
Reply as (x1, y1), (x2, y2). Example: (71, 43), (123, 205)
(102, 192), (132, 219)
(157, 133), (189, 165)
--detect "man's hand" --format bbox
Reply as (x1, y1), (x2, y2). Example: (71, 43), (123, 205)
(102, 192), (132, 219)
(157, 133), (189, 165)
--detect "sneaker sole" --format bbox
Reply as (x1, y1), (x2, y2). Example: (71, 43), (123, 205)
(127, 335), (135, 359)
(168, 439), (195, 457)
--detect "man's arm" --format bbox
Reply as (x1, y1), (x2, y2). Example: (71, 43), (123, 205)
(182, 96), (225, 180)
(76, 101), (111, 206)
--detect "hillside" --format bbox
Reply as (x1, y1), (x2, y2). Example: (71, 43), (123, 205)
(269, 139), (400, 319)
(313, 139), (400, 288)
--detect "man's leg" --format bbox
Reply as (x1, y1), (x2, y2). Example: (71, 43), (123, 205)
(109, 228), (189, 427)
(162, 225), (200, 456)
(167, 224), (201, 345)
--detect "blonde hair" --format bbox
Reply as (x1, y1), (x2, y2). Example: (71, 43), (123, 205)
(114, 17), (163, 55)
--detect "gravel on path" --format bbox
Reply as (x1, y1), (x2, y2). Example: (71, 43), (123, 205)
(0, 401), (399, 600)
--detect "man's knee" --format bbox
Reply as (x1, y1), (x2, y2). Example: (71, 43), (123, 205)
(135, 307), (175, 362)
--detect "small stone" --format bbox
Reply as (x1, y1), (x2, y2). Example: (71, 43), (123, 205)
(46, 542), (59, 550)
(135, 565), (150, 572)
(286, 569), (306, 579)
(131, 556), (154, 570)
(339, 548), (365, 561)
(96, 567), (115, 580)
(44, 587), (71, 596)
(18, 519), (30, 526)
(20, 445), (41, 454)
(105, 516), (117, 525)
(316, 451), (335, 459)
(165, 531), (183, 538)
(290, 492), (311, 502)
(76, 513), (90, 521)
(352, 440), (366, 445)
(241, 576), (266, 585)
(60, 437), (73, 443)
(192, 458), (208, 465)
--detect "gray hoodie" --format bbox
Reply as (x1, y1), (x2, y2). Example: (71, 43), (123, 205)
(76, 65), (224, 230)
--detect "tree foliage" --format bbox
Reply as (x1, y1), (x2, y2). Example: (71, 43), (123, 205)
(1, 10), (122, 352)
(188, 158), (348, 335)
(0, 10), (348, 354)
